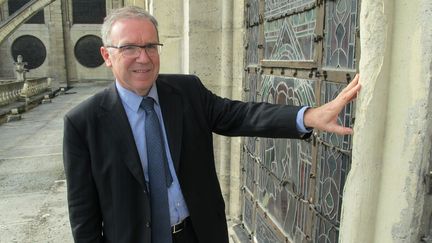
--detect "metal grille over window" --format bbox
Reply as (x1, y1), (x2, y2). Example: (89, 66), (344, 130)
(241, 0), (359, 242)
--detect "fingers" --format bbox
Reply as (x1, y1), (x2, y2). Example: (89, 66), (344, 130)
(327, 74), (359, 135)
(344, 74), (360, 90)
(338, 74), (361, 103)
(344, 82), (361, 102)
(323, 122), (353, 135)
(333, 126), (354, 135)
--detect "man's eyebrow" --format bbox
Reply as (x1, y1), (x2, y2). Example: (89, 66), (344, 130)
(116, 42), (159, 46)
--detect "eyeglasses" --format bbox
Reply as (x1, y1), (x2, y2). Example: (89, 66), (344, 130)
(106, 43), (163, 58)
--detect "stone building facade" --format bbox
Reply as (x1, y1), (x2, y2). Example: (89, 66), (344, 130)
(0, 0), (431, 242)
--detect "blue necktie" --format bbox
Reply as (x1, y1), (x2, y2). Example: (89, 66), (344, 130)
(140, 98), (173, 243)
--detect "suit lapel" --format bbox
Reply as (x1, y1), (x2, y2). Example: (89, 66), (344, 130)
(99, 84), (147, 192)
(157, 77), (183, 172)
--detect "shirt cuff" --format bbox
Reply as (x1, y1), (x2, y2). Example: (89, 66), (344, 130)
(296, 106), (313, 134)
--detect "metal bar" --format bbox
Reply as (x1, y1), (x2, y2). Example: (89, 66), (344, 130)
(261, 60), (318, 69)
(319, 69), (357, 83)
(259, 67), (317, 81)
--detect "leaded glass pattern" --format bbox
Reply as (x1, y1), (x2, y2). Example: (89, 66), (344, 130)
(260, 75), (316, 106)
(320, 82), (353, 151)
(324, 0), (358, 69)
(252, 75), (315, 239)
(255, 212), (285, 243)
(244, 137), (257, 192)
(242, 194), (255, 233)
(265, 0), (315, 21)
(314, 146), (350, 242)
(241, 0), (359, 242)
(311, 81), (352, 242)
(264, 11), (316, 61)
(314, 217), (339, 243)
(256, 135), (313, 238)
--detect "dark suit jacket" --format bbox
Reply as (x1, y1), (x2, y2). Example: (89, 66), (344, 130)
(63, 74), (308, 243)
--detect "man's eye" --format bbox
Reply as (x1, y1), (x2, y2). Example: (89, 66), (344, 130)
(121, 45), (137, 50)
(145, 44), (157, 50)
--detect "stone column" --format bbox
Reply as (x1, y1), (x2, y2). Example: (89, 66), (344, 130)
(152, 0), (185, 73)
(227, 0), (244, 222)
(188, 0), (235, 215)
(47, 0), (68, 89)
(340, 0), (432, 242)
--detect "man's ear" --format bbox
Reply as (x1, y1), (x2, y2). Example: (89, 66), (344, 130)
(100, 46), (112, 67)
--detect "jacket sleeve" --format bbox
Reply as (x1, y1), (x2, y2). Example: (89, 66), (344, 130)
(63, 114), (104, 243)
(192, 76), (309, 139)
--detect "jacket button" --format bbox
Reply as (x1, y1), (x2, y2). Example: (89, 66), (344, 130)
(145, 222), (151, 228)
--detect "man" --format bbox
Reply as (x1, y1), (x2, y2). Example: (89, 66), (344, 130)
(63, 6), (360, 243)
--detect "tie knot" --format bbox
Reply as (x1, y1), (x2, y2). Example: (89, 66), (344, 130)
(140, 98), (155, 113)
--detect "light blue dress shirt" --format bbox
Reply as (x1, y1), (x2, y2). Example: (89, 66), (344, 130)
(296, 106), (312, 134)
(115, 80), (310, 225)
(116, 81), (189, 226)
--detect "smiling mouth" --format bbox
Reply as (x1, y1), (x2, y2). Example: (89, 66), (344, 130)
(133, 69), (151, 73)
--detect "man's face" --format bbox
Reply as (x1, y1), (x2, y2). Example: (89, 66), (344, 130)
(100, 18), (160, 96)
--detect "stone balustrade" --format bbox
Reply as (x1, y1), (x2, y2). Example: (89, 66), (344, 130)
(20, 77), (51, 98)
(0, 77), (51, 107)
(0, 81), (24, 106)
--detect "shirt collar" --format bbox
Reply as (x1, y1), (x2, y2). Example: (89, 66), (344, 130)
(115, 80), (160, 112)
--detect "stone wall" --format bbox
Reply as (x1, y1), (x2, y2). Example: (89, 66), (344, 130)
(340, 0), (432, 242)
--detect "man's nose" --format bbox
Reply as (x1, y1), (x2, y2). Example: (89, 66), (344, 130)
(135, 48), (151, 62)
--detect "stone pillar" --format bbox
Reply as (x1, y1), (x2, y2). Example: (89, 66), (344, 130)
(187, 0), (236, 215)
(340, 0), (432, 242)
(218, 0), (234, 219)
(227, 0), (244, 222)
(152, 0), (185, 73)
(47, 0), (68, 89)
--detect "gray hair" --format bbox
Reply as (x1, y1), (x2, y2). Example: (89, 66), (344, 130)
(101, 6), (159, 45)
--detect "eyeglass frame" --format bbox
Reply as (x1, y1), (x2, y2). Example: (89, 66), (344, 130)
(105, 43), (163, 58)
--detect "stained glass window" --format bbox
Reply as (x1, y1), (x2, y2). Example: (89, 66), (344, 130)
(265, 0), (315, 21)
(264, 11), (316, 61)
(324, 0), (358, 69)
(241, 0), (359, 242)
(255, 212), (285, 242)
